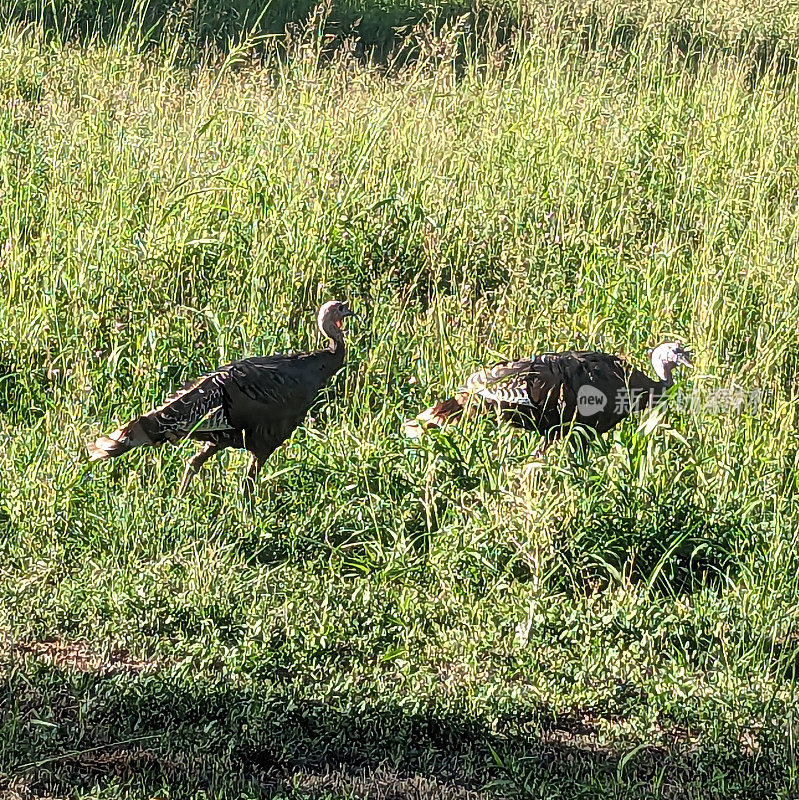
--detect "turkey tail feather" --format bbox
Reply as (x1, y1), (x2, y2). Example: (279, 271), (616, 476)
(403, 393), (474, 437)
(417, 396), (467, 427)
(87, 419), (153, 461)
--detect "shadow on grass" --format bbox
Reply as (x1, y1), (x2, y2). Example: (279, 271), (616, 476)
(565, 11), (799, 86)
(1, 0), (517, 66)
(1, 648), (790, 799)
(558, 492), (742, 597)
(3, 0), (799, 84)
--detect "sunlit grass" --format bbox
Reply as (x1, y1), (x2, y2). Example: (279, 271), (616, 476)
(2, 3), (799, 797)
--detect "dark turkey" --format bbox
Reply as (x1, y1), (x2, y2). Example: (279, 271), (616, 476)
(89, 300), (354, 494)
(405, 342), (692, 454)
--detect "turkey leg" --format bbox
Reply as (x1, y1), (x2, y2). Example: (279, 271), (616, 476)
(179, 442), (223, 496)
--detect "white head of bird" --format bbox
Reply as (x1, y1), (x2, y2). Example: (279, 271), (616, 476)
(650, 341), (693, 383)
(317, 300), (354, 340)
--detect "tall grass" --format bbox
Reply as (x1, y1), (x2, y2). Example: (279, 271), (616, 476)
(2, 3), (799, 797)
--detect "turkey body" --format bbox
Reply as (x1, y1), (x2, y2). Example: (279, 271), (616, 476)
(477, 351), (664, 436)
(136, 349), (344, 459)
(89, 300), (353, 493)
(411, 349), (673, 448)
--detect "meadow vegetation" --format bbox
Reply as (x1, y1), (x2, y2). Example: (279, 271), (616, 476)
(2, 0), (799, 797)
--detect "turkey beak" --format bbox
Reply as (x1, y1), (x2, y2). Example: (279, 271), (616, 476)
(677, 352), (693, 368)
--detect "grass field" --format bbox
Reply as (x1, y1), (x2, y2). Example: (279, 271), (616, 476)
(3, 1), (799, 797)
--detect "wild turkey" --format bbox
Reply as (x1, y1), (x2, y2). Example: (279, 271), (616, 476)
(88, 300), (354, 494)
(404, 342), (692, 454)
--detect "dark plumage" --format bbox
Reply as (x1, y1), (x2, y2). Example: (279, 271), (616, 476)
(405, 342), (692, 454)
(89, 300), (354, 494)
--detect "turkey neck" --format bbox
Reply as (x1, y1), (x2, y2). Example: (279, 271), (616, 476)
(320, 319), (346, 363)
(652, 359), (675, 390)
